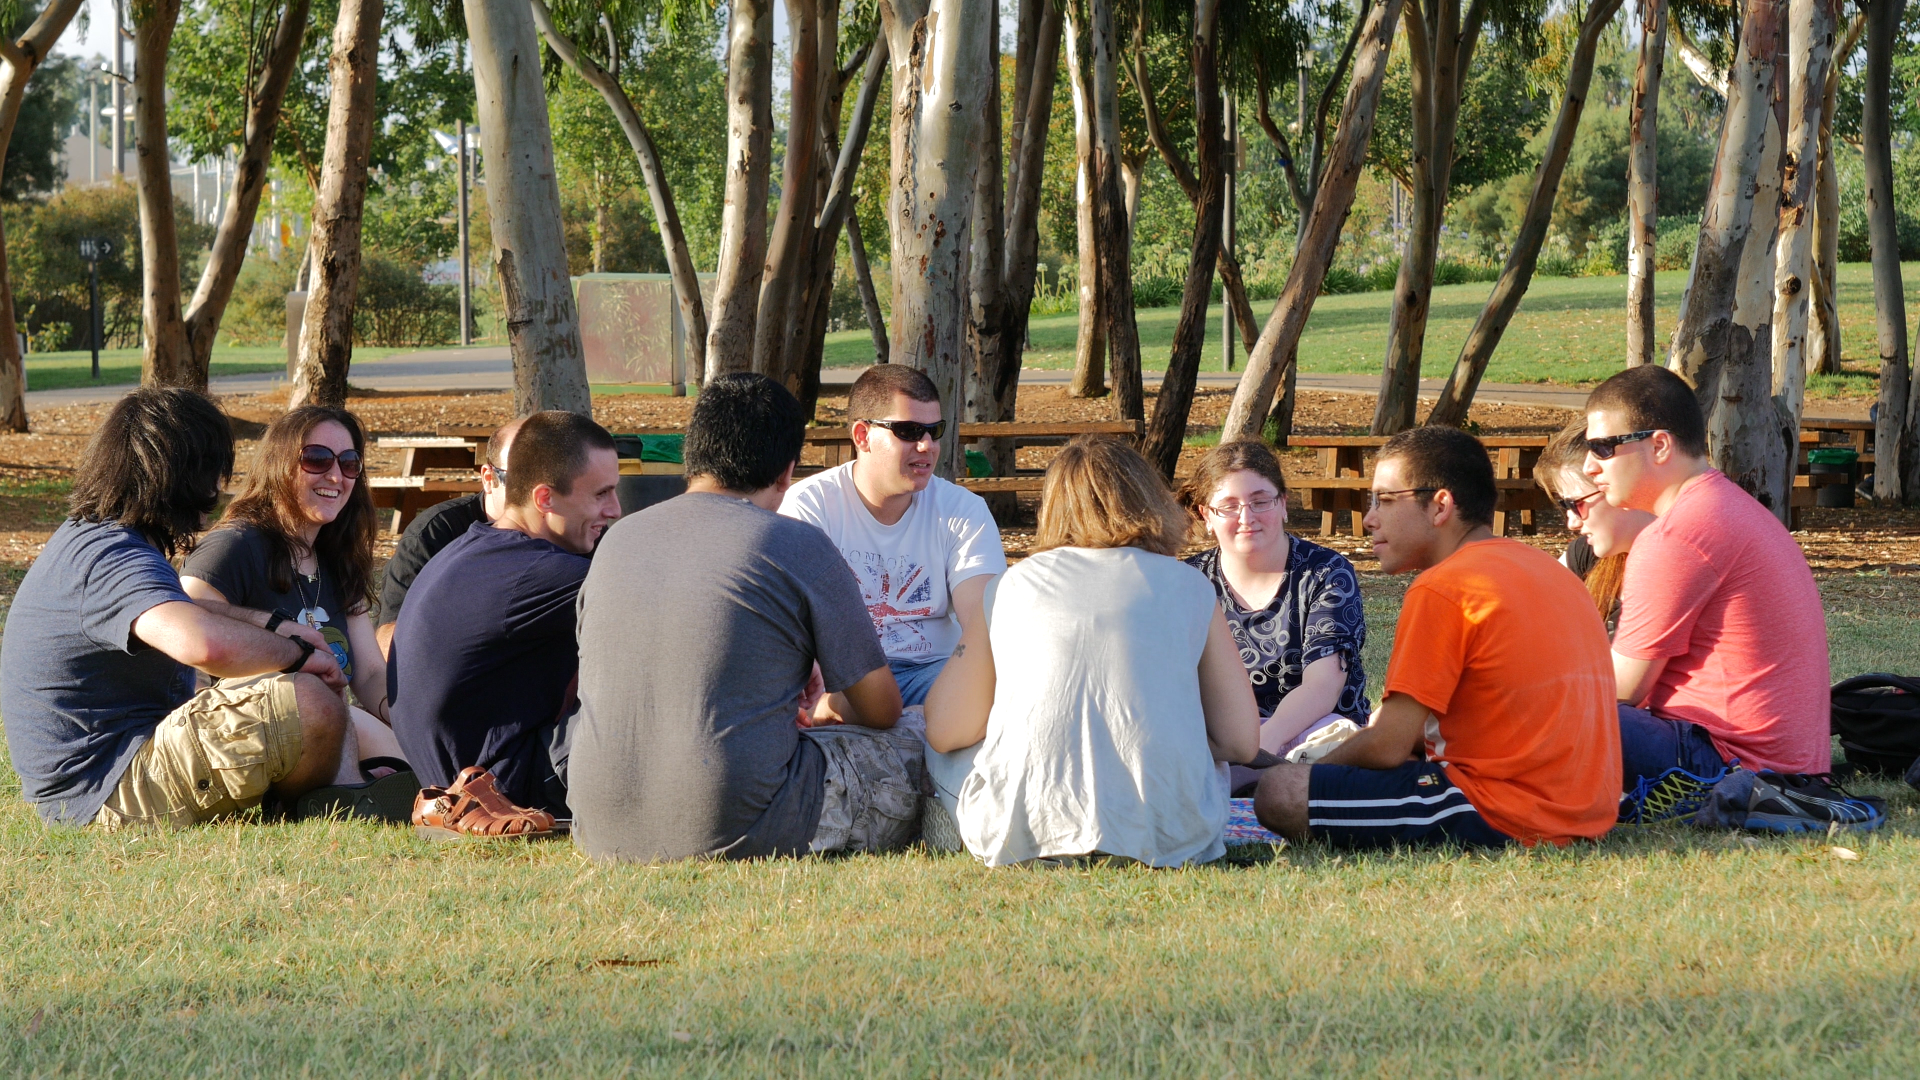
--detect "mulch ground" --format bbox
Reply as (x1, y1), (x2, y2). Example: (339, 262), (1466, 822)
(0, 384), (1913, 578)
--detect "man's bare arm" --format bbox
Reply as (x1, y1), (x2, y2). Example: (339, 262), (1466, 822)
(836, 665), (904, 730)
(132, 601), (346, 690)
(1316, 692), (1428, 769)
(1613, 651), (1668, 707)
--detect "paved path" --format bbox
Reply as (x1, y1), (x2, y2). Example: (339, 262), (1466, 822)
(26, 345), (1869, 422)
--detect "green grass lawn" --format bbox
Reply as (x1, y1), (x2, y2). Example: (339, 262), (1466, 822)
(825, 262), (1920, 399)
(3, 570), (1917, 1074)
(22, 346), (419, 393)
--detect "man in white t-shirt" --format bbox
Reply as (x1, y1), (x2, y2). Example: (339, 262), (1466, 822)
(780, 364), (1006, 709)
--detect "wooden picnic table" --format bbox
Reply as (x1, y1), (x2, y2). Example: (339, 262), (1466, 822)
(1287, 435), (1553, 539)
(370, 430), (686, 532)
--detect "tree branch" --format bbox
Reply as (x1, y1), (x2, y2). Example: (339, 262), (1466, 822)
(1127, 10), (1199, 201)
(1253, 56), (1310, 215)
(1312, 0), (1369, 190)
(1670, 17), (1728, 96)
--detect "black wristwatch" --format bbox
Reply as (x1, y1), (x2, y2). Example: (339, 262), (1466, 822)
(279, 635), (316, 673)
(265, 609), (295, 634)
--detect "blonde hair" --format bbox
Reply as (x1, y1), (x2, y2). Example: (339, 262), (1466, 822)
(1034, 436), (1189, 557)
(1537, 420), (1624, 622)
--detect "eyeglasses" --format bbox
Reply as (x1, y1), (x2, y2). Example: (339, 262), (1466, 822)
(1206, 495), (1282, 519)
(1586, 429), (1658, 460)
(1556, 489), (1604, 518)
(299, 445), (363, 479)
(1366, 487), (1437, 511)
(860, 418), (946, 444)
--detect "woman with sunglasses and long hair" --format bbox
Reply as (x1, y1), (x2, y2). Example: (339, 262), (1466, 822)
(182, 405), (411, 793)
(1534, 422), (1656, 636)
(1174, 440), (1370, 796)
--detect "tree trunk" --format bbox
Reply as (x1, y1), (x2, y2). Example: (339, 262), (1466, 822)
(704, 0), (774, 381)
(997, 0), (1062, 415)
(1671, 18), (1730, 96)
(1808, 12), (1863, 378)
(1066, 11), (1107, 399)
(1666, 0), (1787, 511)
(0, 0), (89, 430)
(753, 0), (828, 384)
(289, 0), (383, 409)
(1142, 0), (1224, 478)
(1088, 0), (1143, 424)
(133, 0), (192, 389)
(466, 0), (591, 416)
(530, 0), (710, 385)
(965, 0), (1006, 429)
(1765, 0), (1838, 519)
(1222, 0), (1407, 438)
(1371, 0), (1483, 434)
(1861, 0), (1912, 499)
(883, 0), (992, 477)
(848, 204), (889, 362)
(1426, 0), (1624, 428)
(1626, 0), (1666, 367)
(180, 0), (309, 379)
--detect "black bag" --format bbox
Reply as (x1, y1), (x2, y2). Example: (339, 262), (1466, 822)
(1830, 673), (1920, 778)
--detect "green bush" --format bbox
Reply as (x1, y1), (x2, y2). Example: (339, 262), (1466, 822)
(1321, 267), (1366, 294)
(352, 255), (460, 347)
(1130, 274), (1182, 309)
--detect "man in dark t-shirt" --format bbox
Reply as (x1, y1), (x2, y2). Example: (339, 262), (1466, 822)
(375, 418), (522, 657)
(569, 374), (918, 862)
(388, 411), (622, 810)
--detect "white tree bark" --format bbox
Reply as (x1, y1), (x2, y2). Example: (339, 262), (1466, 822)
(882, 0), (993, 475)
(704, 0), (773, 381)
(466, 0), (591, 415)
(1767, 0), (1838, 517)
(1626, 0), (1666, 367)
(1066, 12), (1106, 398)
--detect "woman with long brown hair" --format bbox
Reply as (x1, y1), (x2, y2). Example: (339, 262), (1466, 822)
(1535, 422), (1656, 635)
(182, 405), (411, 809)
(923, 436), (1258, 866)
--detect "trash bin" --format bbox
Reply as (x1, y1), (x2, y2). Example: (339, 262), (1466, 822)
(613, 433), (687, 516)
(1808, 447), (1858, 508)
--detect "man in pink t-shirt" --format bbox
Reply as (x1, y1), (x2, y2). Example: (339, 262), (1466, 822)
(1584, 366), (1830, 786)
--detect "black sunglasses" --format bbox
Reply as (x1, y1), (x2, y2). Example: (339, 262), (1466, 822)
(861, 418), (946, 444)
(299, 444), (364, 479)
(1586, 429), (1657, 460)
(1556, 489), (1604, 517)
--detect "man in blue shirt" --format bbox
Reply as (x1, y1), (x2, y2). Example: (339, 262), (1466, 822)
(387, 410), (623, 811)
(2, 388), (360, 828)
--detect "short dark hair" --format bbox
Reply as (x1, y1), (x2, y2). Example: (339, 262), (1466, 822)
(847, 363), (939, 423)
(68, 387), (234, 556)
(686, 373), (806, 491)
(1585, 365), (1708, 457)
(1379, 426), (1497, 528)
(505, 410), (615, 506)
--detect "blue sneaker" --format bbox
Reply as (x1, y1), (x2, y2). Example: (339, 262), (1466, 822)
(1738, 771), (1886, 833)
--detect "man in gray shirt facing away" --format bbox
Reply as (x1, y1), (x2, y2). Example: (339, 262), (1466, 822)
(568, 373), (926, 861)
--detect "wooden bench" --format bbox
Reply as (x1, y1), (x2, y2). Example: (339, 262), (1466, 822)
(1287, 435), (1553, 539)
(804, 420), (1143, 494)
(371, 428), (687, 532)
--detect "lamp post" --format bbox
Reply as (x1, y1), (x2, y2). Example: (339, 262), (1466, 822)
(78, 237), (114, 379)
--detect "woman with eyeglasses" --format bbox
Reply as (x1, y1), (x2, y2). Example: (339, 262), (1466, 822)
(1534, 422), (1656, 636)
(1174, 441), (1370, 796)
(182, 405), (412, 805)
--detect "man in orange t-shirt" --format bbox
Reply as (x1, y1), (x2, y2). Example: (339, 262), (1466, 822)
(1254, 427), (1621, 848)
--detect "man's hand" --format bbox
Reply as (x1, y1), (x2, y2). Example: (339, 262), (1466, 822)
(278, 619), (328, 651)
(295, 639), (349, 692)
(796, 662), (830, 727)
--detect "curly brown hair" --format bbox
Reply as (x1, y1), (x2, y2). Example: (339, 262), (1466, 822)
(213, 405), (376, 614)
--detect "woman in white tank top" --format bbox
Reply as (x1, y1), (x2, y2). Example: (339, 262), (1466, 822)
(923, 437), (1259, 866)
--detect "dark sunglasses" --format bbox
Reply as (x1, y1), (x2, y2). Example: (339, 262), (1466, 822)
(861, 418), (946, 444)
(299, 444), (364, 479)
(1586, 429), (1657, 460)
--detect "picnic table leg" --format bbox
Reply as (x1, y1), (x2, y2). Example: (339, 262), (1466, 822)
(1318, 447), (1342, 536)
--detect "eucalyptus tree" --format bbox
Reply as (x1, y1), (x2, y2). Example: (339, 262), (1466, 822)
(133, 0), (310, 389)
(530, 0), (711, 385)
(703, 0), (771, 379)
(1625, 0), (1666, 367)
(1862, 0), (1912, 498)
(1221, 0), (1407, 438)
(467, 0), (592, 414)
(1666, 0), (1790, 514)
(1368, 0), (1546, 434)
(1130, 0), (1307, 475)
(289, 0), (384, 407)
(0, 0), (88, 429)
(1426, 0), (1628, 427)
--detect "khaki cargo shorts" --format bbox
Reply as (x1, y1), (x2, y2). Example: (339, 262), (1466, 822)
(93, 675), (305, 829)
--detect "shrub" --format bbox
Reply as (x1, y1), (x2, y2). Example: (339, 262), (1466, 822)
(1320, 267), (1366, 294)
(352, 254), (460, 347)
(1130, 274), (1182, 309)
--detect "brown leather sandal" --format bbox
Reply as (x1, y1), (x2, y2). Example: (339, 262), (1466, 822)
(411, 767), (557, 841)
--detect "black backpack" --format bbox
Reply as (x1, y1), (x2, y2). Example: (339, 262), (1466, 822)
(1830, 674), (1920, 779)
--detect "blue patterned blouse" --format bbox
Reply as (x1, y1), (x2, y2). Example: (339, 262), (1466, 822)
(1185, 536), (1370, 721)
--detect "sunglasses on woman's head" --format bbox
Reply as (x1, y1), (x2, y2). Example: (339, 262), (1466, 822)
(299, 444), (363, 479)
(861, 418), (946, 443)
(1585, 429), (1658, 460)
